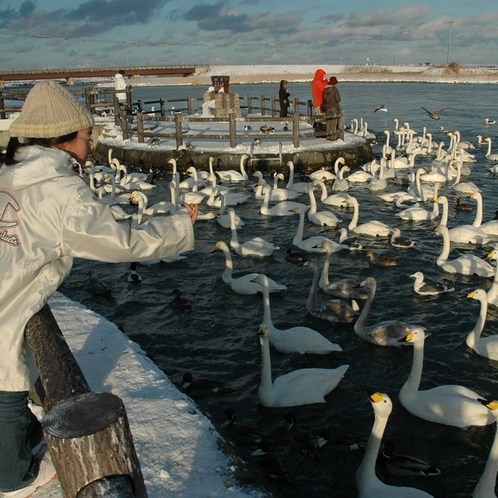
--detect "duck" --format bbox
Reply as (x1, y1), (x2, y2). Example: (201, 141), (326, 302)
(342, 196), (391, 237)
(473, 399), (498, 497)
(227, 208), (279, 257)
(285, 248), (308, 265)
(170, 288), (192, 311)
(291, 206), (348, 253)
(456, 198), (472, 211)
(305, 260), (359, 324)
(435, 226), (495, 278)
(180, 372), (234, 396)
(283, 413), (319, 460)
(400, 328), (494, 428)
(365, 250), (400, 267)
(213, 241), (287, 295)
(356, 390), (434, 498)
(307, 182), (342, 226)
(377, 440), (441, 477)
(259, 182), (308, 216)
(127, 262), (142, 283)
(319, 240), (369, 299)
(221, 409), (266, 446)
(87, 270), (112, 297)
(390, 228), (417, 248)
(410, 272), (454, 296)
(256, 326), (349, 407)
(353, 277), (421, 346)
(250, 439), (296, 488)
(254, 273), (342, 354)
(214, 154), (249, 182)
(465, 289), (498, 361)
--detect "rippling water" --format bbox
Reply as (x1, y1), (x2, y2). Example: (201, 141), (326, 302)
(60, 82), (498, 497)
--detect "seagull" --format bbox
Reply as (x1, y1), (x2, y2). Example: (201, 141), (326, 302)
(390, 227), (417, 249)
(485, 118), (497, 125)
(410, 271), (455, 296)
(421, 106), (449, 120)
(374, 104), (388, 113)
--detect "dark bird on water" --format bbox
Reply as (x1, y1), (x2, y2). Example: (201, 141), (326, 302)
(127, 262), (142, 283)
(421, 106), (449, 120)
(374, 104), (388, 113)
(87, 270), (113, 298)
(170, 288), (192, 311)
(222, 409), (266, 446)
(180, 372), (235, 396)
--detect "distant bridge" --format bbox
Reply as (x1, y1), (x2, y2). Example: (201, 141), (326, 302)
(0, 65), (201, 86)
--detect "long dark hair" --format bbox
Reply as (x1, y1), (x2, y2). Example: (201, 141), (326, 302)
(4, 132), (78, 166)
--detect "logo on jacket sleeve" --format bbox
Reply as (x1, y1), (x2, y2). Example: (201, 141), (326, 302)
(0, 190), (21, 246)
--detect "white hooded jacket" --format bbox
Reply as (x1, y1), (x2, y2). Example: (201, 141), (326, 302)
(0, 145), (194, 391)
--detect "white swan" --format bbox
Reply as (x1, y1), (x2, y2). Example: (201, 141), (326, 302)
(207, 185), (249, 208)
(292, 206), (348, 253)
(486, 248), (498, 306)
(214, 154), (249, 182)
(305, 260), (359, 324)
(314, 178), (352, 207)
(367, 158), (387, 191)
(466, 289), (498, 361)
(356, 390), (434, 498)
(254, 273), (342, 354)
(395, 185), (441, 222)
(346, 168), (373, 184)
(343, 196), (391, 237)
(331, 165), (350, 192)
(115, 159), (155, 190)
(213, 241), (287, 295)
(485, 137), (498, 162)
(178, 166), (207, 190)
(308, 167), (336, 182)
(410, 272), (454, 296)
(470, 192), (498, 236)
(399, 327), (494, 428)
(256, 325), (349, 407)
(260, 181), (308, 216)
(436, 195), (491, 245)
(354, 277), (421, 346)
(130, 191), (174, 219)
(228, 208), (279, 257)
(473, 400), (498, 498)
(452, 154), (481, 195)
(215, 194), (244, 228)
(435, 225), (495, 278)
(285, 160), (309, 193)
(307, 182), (342, 226)
(253, 178), (300, 201)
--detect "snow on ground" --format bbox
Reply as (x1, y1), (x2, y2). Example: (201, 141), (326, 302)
(31, 292), (264, 498)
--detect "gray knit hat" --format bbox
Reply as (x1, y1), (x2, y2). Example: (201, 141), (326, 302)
(9, 80), (94, 139)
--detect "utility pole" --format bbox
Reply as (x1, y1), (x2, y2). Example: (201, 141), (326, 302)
(445, 20), (454, 65)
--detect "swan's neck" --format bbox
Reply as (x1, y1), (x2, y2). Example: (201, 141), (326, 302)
(308, 186), (318, 214)
(439, 197), (449, 226)
(221, 247), (234, 282)
(472, 193), (483, 227)
(258, 336), (273, 403)
(356, 411), (387, 489)
(437, 226), (451, 266)
(431, 198), (440, 218)
(260, 183), (270, 214)
(292, 211), (305, 245)
(319, 252), (331, 289)
(348, 198), (359, 231)
(487, 139), (493, 157)
(473, 416), (498, 497)
(466, 297), (488, 348)
(286, 162), (295, 188)
(400, 341), (424, 402)
(317, 179), (327, 202)
(353, 282), (376, 334)
(306, 264), (319, 311)
(260, 277), (273, 327)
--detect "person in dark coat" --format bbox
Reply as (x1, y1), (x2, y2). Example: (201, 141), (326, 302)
(279, 80), (291, 117)
(322, 76), (345, 140)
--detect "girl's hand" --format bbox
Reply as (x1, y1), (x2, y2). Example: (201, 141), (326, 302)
(184, 203), (199, 224)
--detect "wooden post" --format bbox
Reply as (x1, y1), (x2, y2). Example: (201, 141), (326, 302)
(229, 112), (236, 148)
(247, 95), (252, 114)
(137, 113), (144, 144)
(160, 98), (165, 119)
(293, 100), (300, 148)
(0, 94), (5, 120)
(270, 96), (276, 117)
(24, 304), (148, 498)
(187, 96), (192, 116)
(121, 111), (128, 141)
(137, 100), (143, 114)
(174, 112), (183, 149)
(260, 95), (266, 116)
(307, 99), (313, 122)
(125, 86), (133, 115)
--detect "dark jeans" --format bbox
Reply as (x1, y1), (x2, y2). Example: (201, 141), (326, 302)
(0, 391), (41, 492)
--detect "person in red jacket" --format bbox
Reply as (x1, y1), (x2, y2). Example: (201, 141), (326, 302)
(310, 68), (328, 115)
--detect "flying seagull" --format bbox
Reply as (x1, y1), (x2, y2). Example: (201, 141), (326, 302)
(421, 106), (449, 120)
(374, 104), (388, 113)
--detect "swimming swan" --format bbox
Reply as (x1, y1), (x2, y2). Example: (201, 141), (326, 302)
(435, 226), (495, 278)
(354, 277), (421, 346)
(214, 154), (249, 182)
(399, 328), (494, 428)
(343, 196), (391, 237)
(213, 241), (287, 295)
(466, 289), (498, 361)
(356, 390), (434, 498)
(257, 326), (349, 407)
(254, 273), (342, 354)
(307, 182), (342, 226)
(260, 182), (308, 216)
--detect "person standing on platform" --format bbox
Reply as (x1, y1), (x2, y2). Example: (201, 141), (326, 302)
(278, 80), (291, 118)
(310, 68), (328, 116)
(322, 76), (345, 140)
(114, 69), (127, 107)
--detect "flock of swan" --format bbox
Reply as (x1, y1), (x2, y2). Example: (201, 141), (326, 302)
(84, 118), (498, 496)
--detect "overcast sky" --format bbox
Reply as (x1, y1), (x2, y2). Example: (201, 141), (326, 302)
(0, 0), (497, 71)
